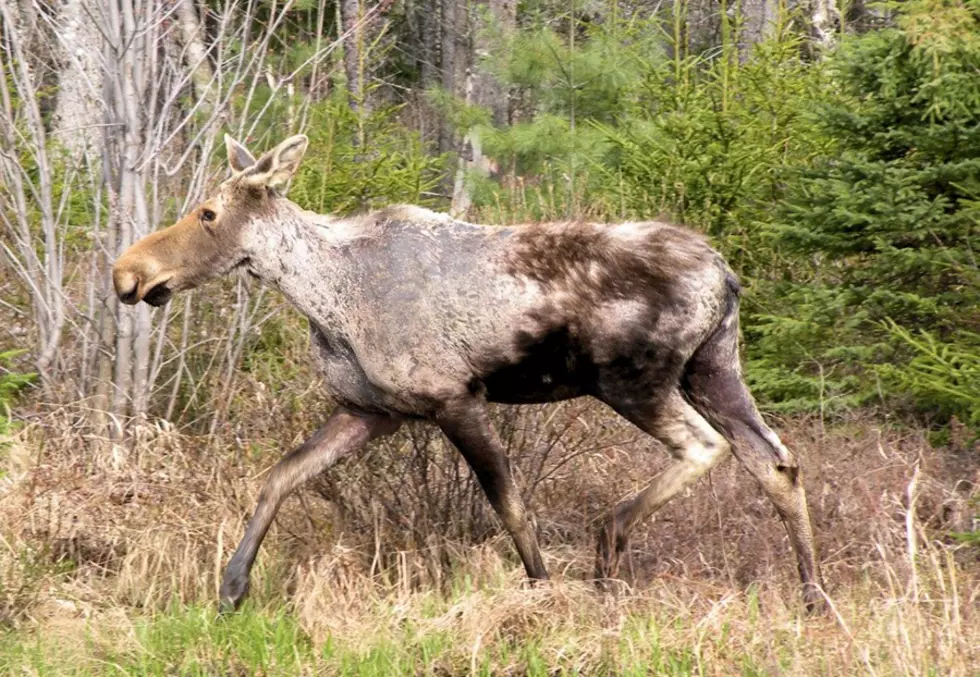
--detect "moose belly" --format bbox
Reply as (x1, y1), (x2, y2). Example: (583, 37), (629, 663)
(479, 327), (595, 404)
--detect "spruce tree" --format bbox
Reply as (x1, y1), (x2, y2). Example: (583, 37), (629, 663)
(756, 0), (980, 423)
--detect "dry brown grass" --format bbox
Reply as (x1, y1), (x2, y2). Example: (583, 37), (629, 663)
(0, 403), (978, 674)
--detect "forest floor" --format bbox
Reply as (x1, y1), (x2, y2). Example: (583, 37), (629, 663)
(0, 409), (977, 675)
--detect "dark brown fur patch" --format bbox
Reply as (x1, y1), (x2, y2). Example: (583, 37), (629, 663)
(504, 221), (716, 303)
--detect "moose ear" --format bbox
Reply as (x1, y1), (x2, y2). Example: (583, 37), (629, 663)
(225, 134), (256, 174)
(240, 134), (309, 190)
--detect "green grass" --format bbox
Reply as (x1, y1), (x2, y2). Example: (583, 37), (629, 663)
(0, 596), (735, 676)
(2, 559), (978, 676)
(0, 605), (314, 675)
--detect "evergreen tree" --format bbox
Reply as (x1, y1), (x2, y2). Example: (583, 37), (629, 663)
(754, 0), (980, 424)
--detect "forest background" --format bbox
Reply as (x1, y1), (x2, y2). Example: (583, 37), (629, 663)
(0, 0), (978, 672)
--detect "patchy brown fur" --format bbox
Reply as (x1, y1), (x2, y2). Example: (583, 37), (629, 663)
(505, 221), (715, 302)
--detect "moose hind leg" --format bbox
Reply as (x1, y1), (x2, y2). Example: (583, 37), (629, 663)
(436, 396), (549, 581)
(684, 350), (825, 611)
(596, 390), (731, 584)
(736, 432), (824, 612)
(219, 408), (399, 612)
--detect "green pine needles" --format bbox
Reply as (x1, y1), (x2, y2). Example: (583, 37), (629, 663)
(761, 0), (980, 425)
(0, 350), (34, 448)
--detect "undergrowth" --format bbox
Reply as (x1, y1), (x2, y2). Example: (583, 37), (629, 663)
(0, 551), (975, 675)
(0, 408), (976, 675)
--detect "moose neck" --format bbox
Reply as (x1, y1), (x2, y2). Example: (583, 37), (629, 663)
(244, 201), (354, 330)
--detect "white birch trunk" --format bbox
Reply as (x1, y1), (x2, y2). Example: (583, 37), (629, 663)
(104, 0), (156, 429)
(809, 0), (840, 51)
(450, 69), (478, 217)
(739, 0), (779, 52)
(175, 0), (216, 109)
(52, 0), (105, 163)
(449, 0), (514, 217)
(4, 0), (336, 436)
(0, 1), (66, 384)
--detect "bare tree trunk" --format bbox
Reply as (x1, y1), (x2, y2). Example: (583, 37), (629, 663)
(418, 0), (439, 88)
(808, 0), (840, 51)
(105, 0), (133, 432)
(129, 4), (159, 421)
(739, 0), (779, 53)
(476, 0), (513, 128)
(450, 68), (476, 217)
(52, 0), (104, 163)
(309, 0), (331, 100)
(450, 0), (514, 216)
(11, 0), (42, 78)
(739, 0), (839, 53)
(174, 0), (216, 110)
(438, 0), (458, 155)
(14, 0), (37, 43)
(104, 0), (157, 431)
(842, 0), (889, 33)
(341, 0), (365, 117)
(92, 276), (117, 433)
(0, 1), (66, 387)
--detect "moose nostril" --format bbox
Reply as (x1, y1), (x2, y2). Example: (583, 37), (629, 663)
(120, 286), (139, 305)
(113, 269), (141, 305)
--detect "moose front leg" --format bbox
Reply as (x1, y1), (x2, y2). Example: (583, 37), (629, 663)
(435, 397), (549, 581)
(219, 408), (400, 612)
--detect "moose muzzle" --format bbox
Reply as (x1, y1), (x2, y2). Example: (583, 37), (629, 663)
(112, 245), (175, 307)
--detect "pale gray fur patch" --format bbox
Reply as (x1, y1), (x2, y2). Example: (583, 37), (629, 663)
(381, 204), (454, 223)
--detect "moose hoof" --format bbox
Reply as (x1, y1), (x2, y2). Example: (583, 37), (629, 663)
(594, 552), (630, 594)
(594, 520), (624, 587)
(594, 555), (619, 589)
(218, 573), (250, 614)
(520, 576), (549, 590)
(803, 583), (827, 616)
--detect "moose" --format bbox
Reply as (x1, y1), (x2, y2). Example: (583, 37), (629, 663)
(113, 134), (825, 612)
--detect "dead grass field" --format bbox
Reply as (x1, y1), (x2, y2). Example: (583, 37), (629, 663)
(1, 404), (977, 675)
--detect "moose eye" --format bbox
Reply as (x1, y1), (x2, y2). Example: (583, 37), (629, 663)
(200, 208), (217, 223)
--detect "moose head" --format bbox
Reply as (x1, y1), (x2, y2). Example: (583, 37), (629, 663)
(112, 134), (308, 307)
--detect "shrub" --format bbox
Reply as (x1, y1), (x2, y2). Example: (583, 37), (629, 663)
(758, 0), (980, 422)
(0, 350), (35, 445)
